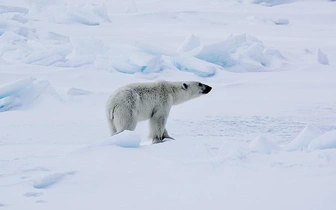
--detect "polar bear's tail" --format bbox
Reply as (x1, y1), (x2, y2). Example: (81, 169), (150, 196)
(106, 104), (117, 136)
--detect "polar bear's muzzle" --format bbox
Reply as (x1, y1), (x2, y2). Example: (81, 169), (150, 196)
(202, 85), (212, 94)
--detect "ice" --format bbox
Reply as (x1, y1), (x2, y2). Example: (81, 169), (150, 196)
(177, 34), (201, 53)
(0, 30), (25, 42)
(0, 77), (34, 98)
(194, 34), (285, 72)
(249, 135), (280, 154)
(23, 47), (66, 66)
(113, 131), (142, 148)
(245, 16), (284, 25)
(272, 18), (290, 25)
(33, 54), (65, 66)
(71, 37), (109, 58)
(0, 96), (21, 111)
(67, 87), (92, 96)
(141, 55), (165, 73)
(283, 124), (323, 151)
(27, 1), (67, 22)
(0, 26), (72, 66)
(65, 37), (109, 67)
(110, 54), (144, 74)
(28, 1), (110, 25)
(249, 0), (295, 6)
(16, 26), (36, 39)
(1, 9), (286, 76)
(134, 41), (176, 56)
(11, 14), (28, 24)
(0, 5), (28, 14)
(125, 0), (138, 13)
(65, 3), (111, 26)
(0, 77), (61, 111)
(308, 130), (336, 150)
(317, 48), (329, 65)
(65, 8), (99, 26)
(42, 32), (70, 43)
(172, 55), (218, 77)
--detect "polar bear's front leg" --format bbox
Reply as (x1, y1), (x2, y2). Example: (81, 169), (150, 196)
(149, 115), (166, 143)
(149, 110), (173, 143)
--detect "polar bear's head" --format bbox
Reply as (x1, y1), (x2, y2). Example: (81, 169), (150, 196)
(182, 81), (212, 95)
(172, 81), (212, 105)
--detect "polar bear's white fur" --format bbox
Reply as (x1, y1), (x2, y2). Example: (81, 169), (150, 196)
(105, 80), (212, 143)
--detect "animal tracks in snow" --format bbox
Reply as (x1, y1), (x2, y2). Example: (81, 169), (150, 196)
(33, 171), (76, 189)
(23, 192), (44, 197)
(23, 192), (47, 205)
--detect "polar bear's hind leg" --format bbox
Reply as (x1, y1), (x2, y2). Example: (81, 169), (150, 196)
(113, 106), (138, 133)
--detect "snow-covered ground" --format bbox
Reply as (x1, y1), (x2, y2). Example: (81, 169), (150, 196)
(1, 0), (336, 209)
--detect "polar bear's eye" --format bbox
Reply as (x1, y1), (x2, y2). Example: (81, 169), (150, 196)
(198, 83), (202, 87)
(182, 83), (188, 90)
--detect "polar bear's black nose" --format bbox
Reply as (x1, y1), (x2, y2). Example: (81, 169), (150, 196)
(203, 85), (212, 94)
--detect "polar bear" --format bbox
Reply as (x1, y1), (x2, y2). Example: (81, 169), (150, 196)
(105, 81), (212, 143)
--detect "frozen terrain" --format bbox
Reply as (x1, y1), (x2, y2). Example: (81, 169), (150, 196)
(1, 0), (336, 209)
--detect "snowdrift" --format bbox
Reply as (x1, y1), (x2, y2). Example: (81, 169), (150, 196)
(0, 77), (61, 111)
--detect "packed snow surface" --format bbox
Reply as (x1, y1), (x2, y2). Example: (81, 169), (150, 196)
(1, 0), (336, 210)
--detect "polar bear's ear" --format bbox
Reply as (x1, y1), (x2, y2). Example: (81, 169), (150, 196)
(182, 83), (188, 90)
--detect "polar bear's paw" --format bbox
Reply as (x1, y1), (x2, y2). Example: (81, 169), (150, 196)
(153, 136), (175, 144)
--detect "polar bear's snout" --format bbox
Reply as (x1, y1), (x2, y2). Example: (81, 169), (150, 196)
(202, 84), (212, 94)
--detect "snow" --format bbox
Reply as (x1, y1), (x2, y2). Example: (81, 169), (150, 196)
(67, 87), (92, 96)
(317, 48), (329, 65)
(250, 0), (295, 7)
(1, 0), (336, 209)
(176, 34), (201, 53)
(34, 171), (76, 189)
(0, 77), (60, 111)
(249, 135), (280, 154)
(28, 1), (111, 25)
(283, 124), (323, 151)
(172, 55), (218, 77)
(308, 130), (336, 151)
(125, 0), (138, 13)
(272, 18), (290, 25)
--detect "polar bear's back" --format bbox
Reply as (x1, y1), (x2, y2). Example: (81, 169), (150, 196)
(109, 82), (172, 122)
